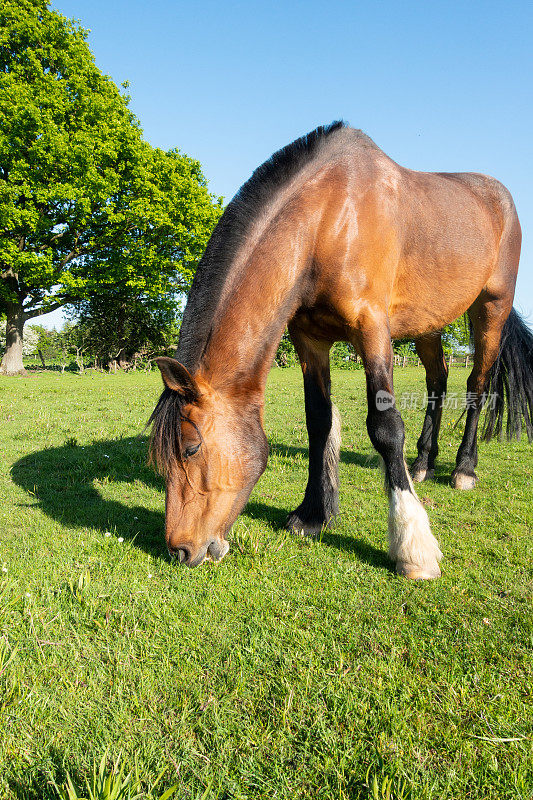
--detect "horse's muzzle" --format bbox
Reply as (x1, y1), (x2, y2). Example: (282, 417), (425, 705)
(168, 537), (229, 567)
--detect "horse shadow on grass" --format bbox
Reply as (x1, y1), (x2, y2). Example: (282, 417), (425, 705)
(244, 499), (392, 571)
(269, 441), (380, 470)
(248, 441), (393, 572)
(11, 436), (168, 559)
(269, 441), (456, 478)
(11, 436), (450, 570)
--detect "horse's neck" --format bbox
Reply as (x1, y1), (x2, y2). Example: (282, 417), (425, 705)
(199, 218), (311, 397)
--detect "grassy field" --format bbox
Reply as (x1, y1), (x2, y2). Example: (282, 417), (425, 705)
(0, 366), (531, 799)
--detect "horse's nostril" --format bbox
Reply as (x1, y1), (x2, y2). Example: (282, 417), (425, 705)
(168, 545), (189, 564)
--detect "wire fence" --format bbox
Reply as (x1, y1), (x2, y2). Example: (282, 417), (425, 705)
(392, 352), (472, 368)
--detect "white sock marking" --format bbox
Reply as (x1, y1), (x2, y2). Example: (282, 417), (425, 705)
(388, 488), (442, 569)
(324, 403), (341, 491)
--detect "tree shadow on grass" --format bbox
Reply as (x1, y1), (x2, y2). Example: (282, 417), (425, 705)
(11, 436), (168, 559)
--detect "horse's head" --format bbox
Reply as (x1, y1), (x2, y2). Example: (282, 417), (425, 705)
(149, 357), (268, 567)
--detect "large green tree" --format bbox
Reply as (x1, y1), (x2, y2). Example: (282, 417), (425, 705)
(0, 0), (221, 374)
(68, 291), (180, 368)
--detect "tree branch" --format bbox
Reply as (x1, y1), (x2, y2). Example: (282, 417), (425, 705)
(23, 299), (73, 319)
(39, 228), (70, 250)
(59, 248), (84, 268)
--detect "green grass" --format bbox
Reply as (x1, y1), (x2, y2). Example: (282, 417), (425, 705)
(0, 367), (531, 799)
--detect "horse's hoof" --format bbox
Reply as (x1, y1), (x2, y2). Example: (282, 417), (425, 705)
(451, 471), (477, 490)
(285, 513), (325, 537)
(396, 561), (441, 580)
(411, 468), (435, 483)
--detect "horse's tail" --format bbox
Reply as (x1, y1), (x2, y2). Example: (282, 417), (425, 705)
(481, 308), (533, 442)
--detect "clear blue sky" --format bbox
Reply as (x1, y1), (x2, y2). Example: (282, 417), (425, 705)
(42, 0), (532, 327)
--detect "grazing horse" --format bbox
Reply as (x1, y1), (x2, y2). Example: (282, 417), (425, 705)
(149, 122), (532, 578)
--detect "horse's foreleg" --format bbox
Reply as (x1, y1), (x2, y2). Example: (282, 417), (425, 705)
(411, 334), (448, 482)
(285, 326), (340, 535)
(356, 325), (442, 578)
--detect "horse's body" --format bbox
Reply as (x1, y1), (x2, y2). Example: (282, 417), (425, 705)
(150, 122), (531, 577)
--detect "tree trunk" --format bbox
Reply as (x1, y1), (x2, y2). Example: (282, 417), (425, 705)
(75, 347), (84, 374)
(0, 304), (26, 375)
(117, 348), (127, 369)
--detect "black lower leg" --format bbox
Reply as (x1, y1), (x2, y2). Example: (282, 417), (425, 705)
(411, 378), (447, 477)
(366, 382), (410, 492)
(452, 403), (481, 485)
(286, 368), (340, 534)
(451, 368), (485, 488)
(452, 294), (511, 489)
(411, 338), (448, 480)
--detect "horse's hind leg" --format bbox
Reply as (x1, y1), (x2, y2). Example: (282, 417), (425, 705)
(451, 294), (511, 489)
(452, 197), (521, 488)
(354, 318), (442, 578)
(285, 324), (340, 534)
(411, 334), (448, 482)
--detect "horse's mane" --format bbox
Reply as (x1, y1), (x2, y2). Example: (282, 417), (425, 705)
(177, 120), (348, 371)
(149, 121), (348, 474)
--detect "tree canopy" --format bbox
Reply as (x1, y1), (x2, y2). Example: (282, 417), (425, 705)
(0, 0), (222, 373)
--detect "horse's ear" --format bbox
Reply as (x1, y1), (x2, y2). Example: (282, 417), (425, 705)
(155, 357), (200, 400)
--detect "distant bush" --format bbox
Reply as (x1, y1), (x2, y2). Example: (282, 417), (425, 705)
(274, 331), (299, 367)
(330, 341), (362, 369)
(274, 331), (362, 369)
(274, 315), (471, 371)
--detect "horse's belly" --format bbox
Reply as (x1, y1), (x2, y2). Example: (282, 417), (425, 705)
(389, 259), (493, 339)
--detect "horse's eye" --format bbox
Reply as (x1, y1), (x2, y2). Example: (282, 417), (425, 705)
(184, 443), (200, 459)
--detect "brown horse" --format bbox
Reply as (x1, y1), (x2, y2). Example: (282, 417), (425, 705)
(149, 122), (532, 578)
